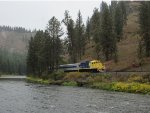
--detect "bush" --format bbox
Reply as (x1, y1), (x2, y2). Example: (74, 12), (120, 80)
(86, 74), (112, 84)
(63, 72), (89, 82)
(142, 73), (150, 83)
(112, 82), (150, 94)
(62, 81), (77, 86)
(26, 76), (49, 84)
(128, 74), (143, 83)
(90, 82), (113, 90)
(49, 70), (65, 80)
(128, 74), (150, 83)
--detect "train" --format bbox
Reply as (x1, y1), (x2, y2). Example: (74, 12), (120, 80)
(59, 60), (105, 72)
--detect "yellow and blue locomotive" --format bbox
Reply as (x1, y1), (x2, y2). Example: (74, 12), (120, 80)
(59, 60), (105, 72)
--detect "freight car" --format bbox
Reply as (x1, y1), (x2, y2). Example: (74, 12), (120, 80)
(59, 60), (105, 72)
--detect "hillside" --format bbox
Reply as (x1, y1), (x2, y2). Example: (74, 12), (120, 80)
(0, 26), (35, 74)
(82, 2), (150, 71)
(0, 30), (35, 54)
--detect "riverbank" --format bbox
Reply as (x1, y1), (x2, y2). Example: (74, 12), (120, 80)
(1, 80), (150, 113)
(26, 72), (150, 94)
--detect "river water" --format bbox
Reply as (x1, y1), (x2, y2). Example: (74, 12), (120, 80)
(0, 80), (150, 113)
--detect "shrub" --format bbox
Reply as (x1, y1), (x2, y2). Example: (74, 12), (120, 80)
(87, 74), (112, 83)
(63, 72), (89, 82)
(49, 70), (65, 80)
(91, 82), (113, 90)
(112, 82), (130, 91)
(26, 76), (49, 84)
(62, 81), (77, 86)
(128, 74), (143, 83)
(112, 82), (150, 94)
(142, 73), (150, 83)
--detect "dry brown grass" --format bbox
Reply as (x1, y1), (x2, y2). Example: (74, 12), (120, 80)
(82, 2), (150, 71)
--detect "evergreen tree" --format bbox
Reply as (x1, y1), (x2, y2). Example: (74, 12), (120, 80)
(139, 1), (150, 57)
(75, 10), (86, 60)
(47, 16), (63, 70)
(100, 1), (117, 61)
(27, 36), (36, 75)
(119, 1), (127, 25)
(85, 17), (91, 41)
(62, 11), (77, 63)
(114, 3), (124, 41)
(90, 8), (101, 58)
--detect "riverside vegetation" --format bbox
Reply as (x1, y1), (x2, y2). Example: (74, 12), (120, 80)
(26, 72), (150, 94)
(26, 1), (150, 95)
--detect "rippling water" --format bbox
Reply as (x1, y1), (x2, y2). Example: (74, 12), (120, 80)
(0, 80), (150, 113)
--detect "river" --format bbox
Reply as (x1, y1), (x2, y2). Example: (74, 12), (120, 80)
(0, 79), (150, 113)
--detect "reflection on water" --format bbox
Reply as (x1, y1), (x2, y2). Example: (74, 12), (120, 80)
(0, 80), (150, 113)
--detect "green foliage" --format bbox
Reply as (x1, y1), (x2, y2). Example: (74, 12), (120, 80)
(26, 76), (49, 84)
(100, 2), (118, 61)
(90, 2), (118, 61)
(75, 11), (86, 60)
(128, 74), (150, 83)
(0, 48), (26, 74)
(62, 11), (78, 63)
(85, 17), (91, 41)
(27, 72), (150, 94)
(114, 3), (123, 41)
(48, 71), (65, 81)
(27, 16), (63, 76)
(62, 81), (77, 86)
(0, 25), (31, 33)
(112, 82), (150, 94)
(139, 1), (150, 57)
(63, 10), (86, 62)
(90, 82), (113, 90)
(89, 81), (150, 94)
(63, 72), (89, 82)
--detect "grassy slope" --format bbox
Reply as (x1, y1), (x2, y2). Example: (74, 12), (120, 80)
(82, 2), (150, 71)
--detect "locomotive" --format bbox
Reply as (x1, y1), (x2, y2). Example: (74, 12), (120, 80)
(59, 60), (105, 72)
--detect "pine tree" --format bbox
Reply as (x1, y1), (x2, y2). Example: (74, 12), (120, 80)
(90, 8), (101, 58)
(27, 36), (36, 75)
(139, 1), (150, 57)
(62, 11), (77, 63)
(100, 1), (117, 61)
(119, 1), (127, 25)
(75, 10), (85, 60)
(114, 3), (124, 41)
(85, 17), (91, 41)
(47, 16), (63, 70)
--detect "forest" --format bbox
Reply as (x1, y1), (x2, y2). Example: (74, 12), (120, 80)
(0, 49), (26, 74)
(27, 1), (150, 76)
(0, 26), (34, 74)
(0, 25), (31, 33)
(0, 1), (150, 75)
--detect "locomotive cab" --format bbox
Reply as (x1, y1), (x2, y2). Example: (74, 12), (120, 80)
(89, 60), (105, 72)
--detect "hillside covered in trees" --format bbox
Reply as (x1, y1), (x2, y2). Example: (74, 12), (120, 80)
(0, 25), (35, 74)
(26, 1), (150, 77)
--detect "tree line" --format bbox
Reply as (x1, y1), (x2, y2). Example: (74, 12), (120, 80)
(27, 17), (63, 75)
(0, 25), (31, 33)
(27, 1), (150, 76)
(138, 1), (150, 59)
(27, 1), (127, 76)
(63, 1), (127, 62)
(0, 49), (26, 74)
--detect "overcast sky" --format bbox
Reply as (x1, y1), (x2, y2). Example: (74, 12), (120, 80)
(0, 0), (111, 30)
